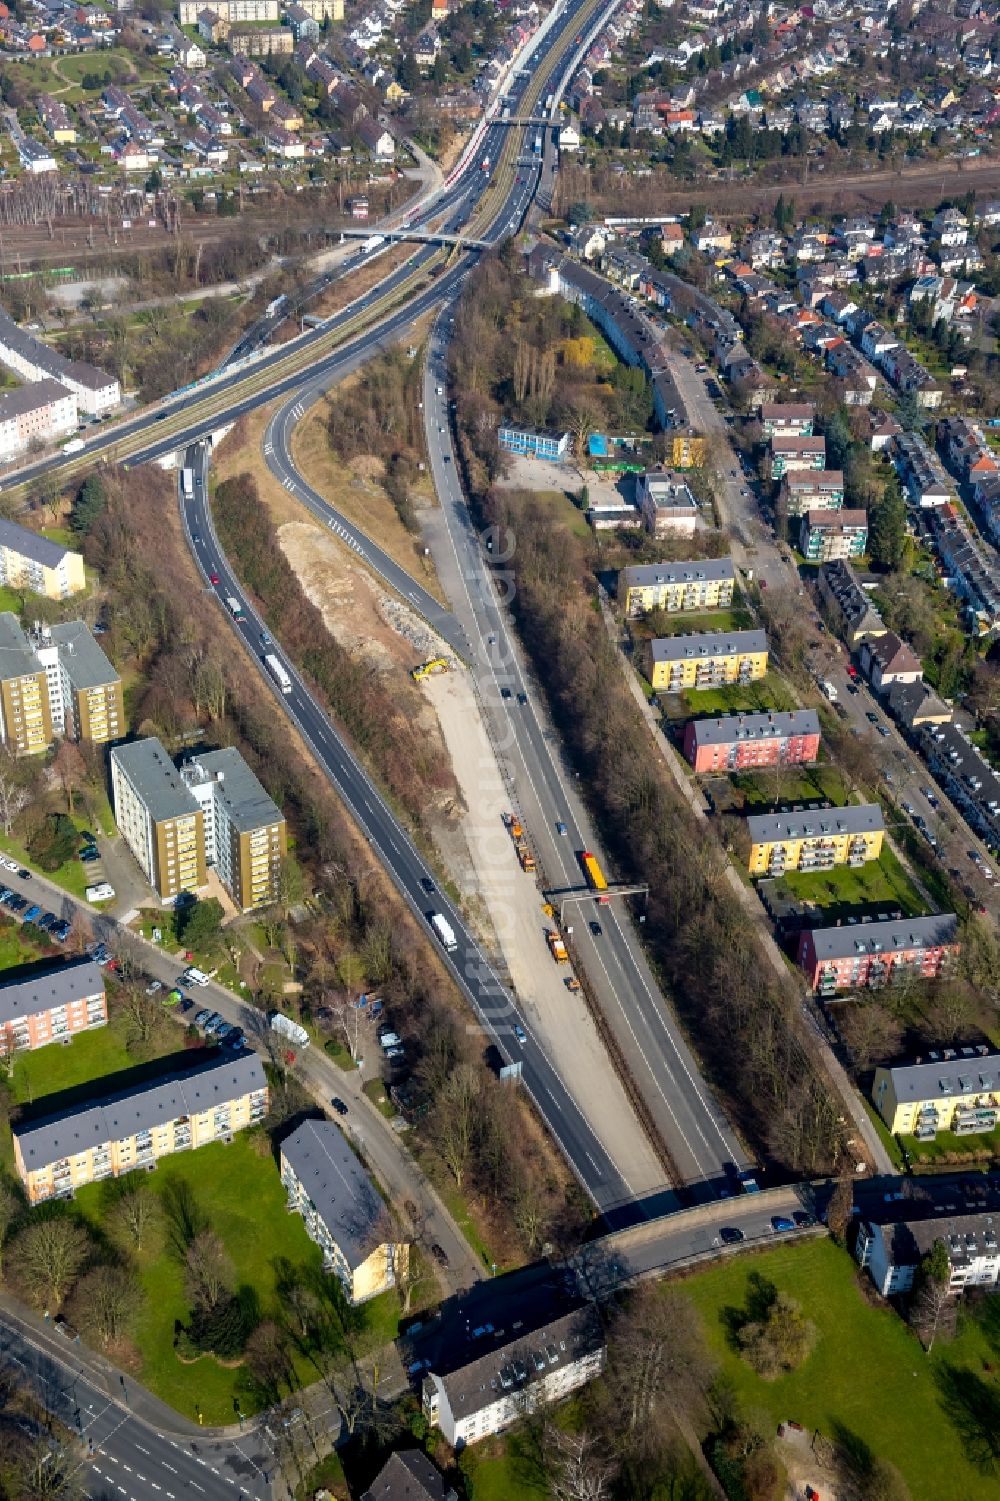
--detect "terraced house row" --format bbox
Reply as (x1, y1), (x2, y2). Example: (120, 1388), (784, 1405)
(13, 1050), (268, 1205)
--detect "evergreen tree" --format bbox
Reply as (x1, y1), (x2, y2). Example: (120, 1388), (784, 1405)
(868, 472), (909, 571)
(70, 472), (107, 536)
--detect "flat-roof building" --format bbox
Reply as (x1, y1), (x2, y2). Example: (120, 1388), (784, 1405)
(637, 471), (698, 539)
(800, 508), (868, 562)
(33, 620), (124, 745)
(180, 748), (286, 910)
(110, 738), (207, 902)
(0, 612), (53, 756)
(781, 469), (845, 516)
(280, 1119), (407, 1304)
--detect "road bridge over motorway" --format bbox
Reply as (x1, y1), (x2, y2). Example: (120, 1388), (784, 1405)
(338, 226), (490, 249)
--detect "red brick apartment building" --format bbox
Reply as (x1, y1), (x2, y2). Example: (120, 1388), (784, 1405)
(683, 709), (821, 774)
(797, 915), (959, 994)
(0, 956), (106, 1053)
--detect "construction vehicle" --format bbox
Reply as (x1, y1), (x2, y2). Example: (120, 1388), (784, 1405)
(411, 657), (450, 682)
(546, 930), (568, 963)
(516, 842), (535, 873)
(564, 975), (580, 992)
(506, 812), (524, 842)
(542, 902), (555, 918)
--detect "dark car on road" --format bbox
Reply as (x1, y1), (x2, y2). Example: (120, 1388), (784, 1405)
(720, 1227), (745, 1245)
(431, 1243), (449, 1268)
(331, 1097), (349, 1116)
(771, 1215), (795, 1233)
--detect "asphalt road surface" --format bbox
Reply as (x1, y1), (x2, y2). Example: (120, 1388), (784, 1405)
(183, 443), (638, 1214)
(0, 1308), (272, 1501)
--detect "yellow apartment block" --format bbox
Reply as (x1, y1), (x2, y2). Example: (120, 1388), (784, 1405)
(0, 517), (85, 599)
(649, 628), (768, 693)
(873, 1049), (1000, 1139)
(620, 557), (735, 617)
(281, 1119), (409, 1305)
(13, 1051), (268, 1205)
(747, 804), (885, 878)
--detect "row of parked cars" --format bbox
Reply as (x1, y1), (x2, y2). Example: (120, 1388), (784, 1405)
(192, 1008), (244, 1049)
(0, 886), (72, 943)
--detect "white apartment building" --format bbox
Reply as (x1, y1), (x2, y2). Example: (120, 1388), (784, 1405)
(857, 1213), (1000, 1297)
(0, 380), (77, 461)
(0, 310), (119, 416)
(422, 1304), (606, 1449)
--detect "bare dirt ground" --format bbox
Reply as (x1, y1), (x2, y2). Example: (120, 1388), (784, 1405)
(420, 670), (667, 1196)
(290, 374), (446, 602)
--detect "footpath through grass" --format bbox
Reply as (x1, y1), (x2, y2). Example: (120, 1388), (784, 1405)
(683, 1237), (1000, 1501)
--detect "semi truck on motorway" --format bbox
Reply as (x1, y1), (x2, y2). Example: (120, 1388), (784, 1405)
(181, 467), (194, 500)
(430, 912), (458, 952)
(580, 850), (609, 903)
(547, 930), (568, 963)
(226, 596), (246, 622)
(264, 654), (292, 694)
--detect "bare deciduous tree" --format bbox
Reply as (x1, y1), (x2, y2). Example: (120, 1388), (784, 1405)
(11, 1217), (91, 1310)
(545, 1425), (617, 1501)
(185, 1230), (234, 1313)
(109, 1177), (160, 1253)
(435, 1064), (481, 1190)
(72, 1264), (138, 1347)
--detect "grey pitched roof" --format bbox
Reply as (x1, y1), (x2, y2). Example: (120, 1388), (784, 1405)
(111, 738), (200, 825)
(0, 956), (103, 1026)
(424, 1304), (604, 1423)
(806, 913), (958, 962)
(47, 620), (118, 691)
(621, 558), (735, 591)
(0, 307), (114, 392)
(878, 1049), (1000, 1106)
(280, 1119), (388, 1270)
(0, 379), (72, 423)
(13, 1049), (266, 1171)
(651, 628), (767, 663)
(876, 1212), (1000, 1271)
(361, 1452), (456, 1501)
(0, 520), (73, 575)
(181, 748), (282, 835)
(747, 803), (884, 844)
(689, 709), (820, 747)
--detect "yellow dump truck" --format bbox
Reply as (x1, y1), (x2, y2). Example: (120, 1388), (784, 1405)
(516, 842), (536, 873)
(547, 930), (568, 963)
(506, 812), (524, 842)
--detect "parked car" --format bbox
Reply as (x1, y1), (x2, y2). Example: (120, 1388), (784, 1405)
(771, 1216), (795, 1233)
(23, 906), (41, 924)
(145, 980), (163, 996)
(792, 1211), (816, 1228)
(720, 1227), (745, 1245)
(331, 1097), (349, 1116)
(194, 1009), (212, 1027)
(431, 1243), (449, 1268)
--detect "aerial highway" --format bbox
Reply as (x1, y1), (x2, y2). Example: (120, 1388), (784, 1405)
(182, 441), (639, 1214)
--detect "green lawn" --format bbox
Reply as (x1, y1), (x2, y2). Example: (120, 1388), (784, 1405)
(8, 1005), (181, 1112)
(902, 1125), (1000, 1165)
(678, 678), (798, 718)
(0, 815), (99, 903)
(73, 1134), (330, 1423)
(363, 1079), (397, 1119)
(735, 764), (849, 810)
(459, 1439), (551, 1501)
(771, 844), (927, 918)
(684, 1238), (1000, 1501)
(649, 607), (756, 638)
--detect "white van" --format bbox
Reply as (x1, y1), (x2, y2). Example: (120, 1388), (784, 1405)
(182, 966), (210, 987)
(86, 882), (115, 902)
